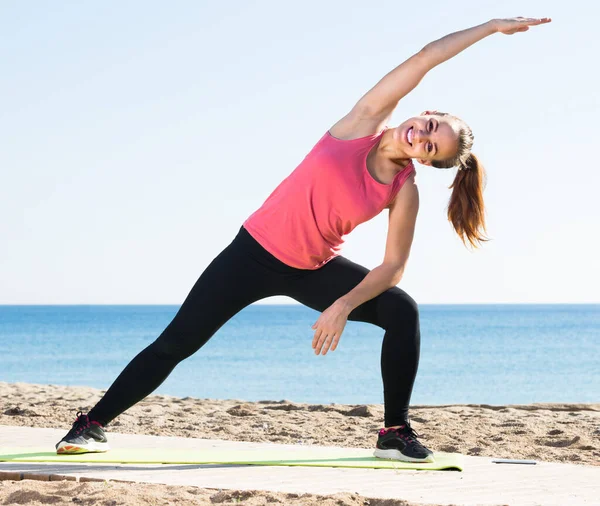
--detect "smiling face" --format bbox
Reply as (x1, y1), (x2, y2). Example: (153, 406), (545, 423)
(393, 114), (460, 166)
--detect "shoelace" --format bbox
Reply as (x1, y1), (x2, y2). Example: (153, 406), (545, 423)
(71, 411), (91, 436)
(379, 423), (422, 445)
(395, 425), (421, 445)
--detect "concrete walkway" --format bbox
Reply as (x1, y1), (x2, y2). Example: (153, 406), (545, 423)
(0, 425), (598, 505)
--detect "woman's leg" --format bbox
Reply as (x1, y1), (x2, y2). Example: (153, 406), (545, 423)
(286, 257), (420, 428)
(87, 228), (282, 426)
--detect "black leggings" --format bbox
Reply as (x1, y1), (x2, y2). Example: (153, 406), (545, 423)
(88, 227), (420, 428)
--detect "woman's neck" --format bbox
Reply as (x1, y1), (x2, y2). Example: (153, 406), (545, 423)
(377, 129), (411, 165)
(366, 131), (412, 184)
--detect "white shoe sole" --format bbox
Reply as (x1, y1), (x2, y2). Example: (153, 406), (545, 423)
(56, 440), (110, 454)
(373, 448), (434, 463)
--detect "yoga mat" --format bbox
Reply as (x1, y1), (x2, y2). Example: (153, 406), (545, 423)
(0, 447), (462, 471)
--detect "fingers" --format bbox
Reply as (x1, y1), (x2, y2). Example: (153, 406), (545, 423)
(312, 328), (322, 349)
(330, 334), (341, 352)
(313, 330), (328, 355)
(315, 333), (337, 355)
(527, 18), (551, 26)
(312, 328), (339, 355)
(502, 17), (550, 35)
(520, 17), (552, 26)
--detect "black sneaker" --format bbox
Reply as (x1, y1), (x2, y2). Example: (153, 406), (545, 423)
(373, 422), (434, 463)
(55, 411), (110, 454)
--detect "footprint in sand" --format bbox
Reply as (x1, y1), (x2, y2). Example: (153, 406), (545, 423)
(541, 436), (580, 448)
(439, 445), (460, 453)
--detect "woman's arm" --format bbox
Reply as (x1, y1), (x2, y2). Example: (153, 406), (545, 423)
(336, 175), (419, 310)
(337, 17), (551, 128)
(311, 176), (418, 355)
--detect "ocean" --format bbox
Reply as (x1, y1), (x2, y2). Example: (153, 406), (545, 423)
(0, 304), (598, 405)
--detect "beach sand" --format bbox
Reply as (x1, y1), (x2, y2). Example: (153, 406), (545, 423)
(1, 382), (598, 505)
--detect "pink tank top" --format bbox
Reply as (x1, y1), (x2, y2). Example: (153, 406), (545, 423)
(243, 128), (415, 270)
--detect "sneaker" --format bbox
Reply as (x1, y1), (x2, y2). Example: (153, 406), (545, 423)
(55, 411), (110, 454)
(373, 422), (434, 463)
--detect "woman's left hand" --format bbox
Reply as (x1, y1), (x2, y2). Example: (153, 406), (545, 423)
(311, 301), (351, 355)
(492, 17), (551, 35)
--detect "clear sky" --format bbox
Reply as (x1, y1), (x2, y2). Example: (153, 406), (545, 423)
(1, 0), (598, 304)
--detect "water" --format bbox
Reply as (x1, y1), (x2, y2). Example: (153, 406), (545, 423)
(0, 305), (598, 405)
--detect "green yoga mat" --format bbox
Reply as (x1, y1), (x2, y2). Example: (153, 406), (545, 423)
(0, 447), (462, 471)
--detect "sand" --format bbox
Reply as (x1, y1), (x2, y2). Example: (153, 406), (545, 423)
(0, 480), (415, 506)
(1, 382), (599, 505)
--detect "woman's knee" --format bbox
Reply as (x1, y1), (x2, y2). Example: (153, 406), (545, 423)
(379, 289), (420, 330)
(149, 322), (205, 363)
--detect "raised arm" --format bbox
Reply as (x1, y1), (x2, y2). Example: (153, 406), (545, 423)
(332, 17), (551, 137)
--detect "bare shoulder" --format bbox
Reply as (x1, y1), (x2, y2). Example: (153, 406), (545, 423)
(329, 106), (390, 140)
(388, 171), (419, 211)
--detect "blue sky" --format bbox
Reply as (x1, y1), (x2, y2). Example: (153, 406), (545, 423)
(1, 0), (598, 304)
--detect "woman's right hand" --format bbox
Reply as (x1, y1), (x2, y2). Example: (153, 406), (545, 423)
(492, 17), (552, 35)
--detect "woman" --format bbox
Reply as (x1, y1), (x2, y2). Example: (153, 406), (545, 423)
(56, 16), (550, 462)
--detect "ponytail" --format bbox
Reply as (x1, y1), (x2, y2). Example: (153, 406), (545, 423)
(447, 153), (488, 248)
(428, 111), (488, 248)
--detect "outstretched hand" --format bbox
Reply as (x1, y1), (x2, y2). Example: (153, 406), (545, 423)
(493, 17), (551, 35)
